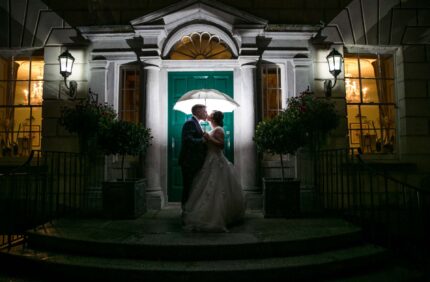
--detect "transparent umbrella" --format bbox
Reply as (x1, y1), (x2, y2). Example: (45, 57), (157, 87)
(173, 89), (240, 114)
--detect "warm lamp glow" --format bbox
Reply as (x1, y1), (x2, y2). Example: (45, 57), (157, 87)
(58, 49), (77, 98)
(58, 50), (75, 78)
(324, 48), (343, 97)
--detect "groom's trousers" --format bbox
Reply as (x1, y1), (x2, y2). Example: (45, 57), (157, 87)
(181, 167), (199, 207)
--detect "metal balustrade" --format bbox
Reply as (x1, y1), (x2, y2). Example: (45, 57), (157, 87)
(0, 150), (104, 249)
(316, 148), (430, 255)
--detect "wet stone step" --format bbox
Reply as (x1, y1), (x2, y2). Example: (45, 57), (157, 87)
(0, 244), (388, 282)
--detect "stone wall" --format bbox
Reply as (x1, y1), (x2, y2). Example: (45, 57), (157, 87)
(321, 0), (430, 184)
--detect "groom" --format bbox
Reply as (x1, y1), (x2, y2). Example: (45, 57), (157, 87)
(178, 104), (208, 209)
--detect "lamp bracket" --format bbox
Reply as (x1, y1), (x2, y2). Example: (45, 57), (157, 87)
(63, 78), (77, 99)
(324, 77), (337, 98)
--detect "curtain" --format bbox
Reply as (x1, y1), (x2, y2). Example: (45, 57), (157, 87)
(371, 57), (395, 146)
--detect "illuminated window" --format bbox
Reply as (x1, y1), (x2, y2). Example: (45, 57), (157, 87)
(119, 65), (141, 123)
(0, 54), (43, 158)
(261, 65), (282, 119)
(345, 53), (396, 154)
(169, 32), (232, 60)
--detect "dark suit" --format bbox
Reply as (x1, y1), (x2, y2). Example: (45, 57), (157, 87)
(178, 116), (207, 206)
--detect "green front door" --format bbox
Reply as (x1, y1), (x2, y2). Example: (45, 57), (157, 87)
(168, 71), (234, 202)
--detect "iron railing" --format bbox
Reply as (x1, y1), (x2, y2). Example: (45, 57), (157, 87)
(0, 150), (104, 249)
(316, 148), (430, 255)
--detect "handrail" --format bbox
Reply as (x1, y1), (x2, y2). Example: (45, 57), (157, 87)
(1, 150), (105, 249)
(315, 147), (430, 256)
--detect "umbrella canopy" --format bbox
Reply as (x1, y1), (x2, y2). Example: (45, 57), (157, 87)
(173, 89), (240, 114)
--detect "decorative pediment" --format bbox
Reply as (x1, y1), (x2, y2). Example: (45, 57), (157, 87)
(130, 0), (268, 33)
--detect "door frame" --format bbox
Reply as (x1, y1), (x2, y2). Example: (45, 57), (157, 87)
(167, 70), (235, 202)
(159, 60), (242, 203)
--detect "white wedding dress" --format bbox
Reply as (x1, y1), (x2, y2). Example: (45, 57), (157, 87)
(183, 127), (245, 232)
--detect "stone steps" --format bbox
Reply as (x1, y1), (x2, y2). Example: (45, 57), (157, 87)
(1, 244), (387, 282)
(25, 224), (363, 260)
(0, 209), (403, 281)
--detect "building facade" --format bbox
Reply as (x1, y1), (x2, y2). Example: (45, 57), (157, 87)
(1, 0), (430, 210)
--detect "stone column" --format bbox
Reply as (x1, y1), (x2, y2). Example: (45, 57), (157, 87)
(239, 57), (260, 209)
(292, 58), (316, 213)
(143, 58), (164, 209)
(89, 60), (109, 102)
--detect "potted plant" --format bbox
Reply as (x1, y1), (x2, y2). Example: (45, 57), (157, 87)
(98, 119), (152, 219)
(286, 89), (339, 155)
(254, 89), (339, 218)
(60, 98), (116, 154)
(254, 111), (304, 218)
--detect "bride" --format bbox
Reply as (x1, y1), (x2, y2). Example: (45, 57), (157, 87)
(183, 110), (245, 232)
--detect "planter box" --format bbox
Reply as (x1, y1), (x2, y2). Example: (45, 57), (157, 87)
(102, 178), (146, 219)
(263, 177), (300, 218)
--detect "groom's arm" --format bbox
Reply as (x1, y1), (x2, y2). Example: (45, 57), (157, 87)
(207, 128), (224, 149)
(182, 121), (205, 145)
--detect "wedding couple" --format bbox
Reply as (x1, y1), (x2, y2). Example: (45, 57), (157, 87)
(178, 104), (245, 232)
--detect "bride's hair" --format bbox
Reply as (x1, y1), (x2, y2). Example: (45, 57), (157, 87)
(212, 111), (224, 127)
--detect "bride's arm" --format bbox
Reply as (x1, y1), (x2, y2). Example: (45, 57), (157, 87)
(207, 129), (224, 149)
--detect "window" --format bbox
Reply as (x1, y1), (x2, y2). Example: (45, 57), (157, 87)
(169, 32), (232, 60)
(261, 64), (282, 119)
(119, 65), (141, 123)
(345, 53), (396, 154)
(0, 54), (43, 158)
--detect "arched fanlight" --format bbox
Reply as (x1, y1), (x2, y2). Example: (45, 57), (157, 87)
(170, 32), (232, 60)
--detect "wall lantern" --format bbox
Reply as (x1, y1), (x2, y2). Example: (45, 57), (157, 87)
(58, 49), (77, 98)
(324, 48), (343, 97)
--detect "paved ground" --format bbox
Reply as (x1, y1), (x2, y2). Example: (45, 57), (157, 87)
(1, 205), (427, 281)
(28, 204), (361, 247)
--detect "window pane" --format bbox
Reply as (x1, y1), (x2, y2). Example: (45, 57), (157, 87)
(0, 82), (8, 103)
(124, 70), (137, 89)
(14, 81), (30, 105)
(345, 78), (361, 103)
(0, 55), (43, 159)
(29, 81), (43, 105)
(0, 57), (8, 81)
(170, 32), (233, 60)
(380, 79), (395, 103)
(358, 55), (377, 79)
(362, 104), (396, 153)
(261, 65), (282, 120)
(267, 89), (281, 111)
(360, 79), (379, 103)
(120, 66), (141, 123)
(30, 59), (44, 80)
(347, 105), (360, 148)
(344, 57), (359, 78)
(122, 90), (134, 111)
(15, 60), (31, 81)
(379, 54), (394, 79)
(345, 53), (396, 154)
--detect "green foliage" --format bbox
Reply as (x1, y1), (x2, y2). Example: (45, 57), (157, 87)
(60, 98), (154, 181)
(254, 112), (304, 156)
(254, 90), (339, 179)
(60, 99), (117, 153)
(98, 120), (153, 181)
(99, 120), (152, 157)
(285, 91), (339, 150)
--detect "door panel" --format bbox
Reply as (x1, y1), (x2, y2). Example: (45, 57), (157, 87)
(168, 71), (234, 202)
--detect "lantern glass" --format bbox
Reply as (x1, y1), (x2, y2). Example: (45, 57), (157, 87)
(326, 48), (342, 77)
(58, 50), (75, 78)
